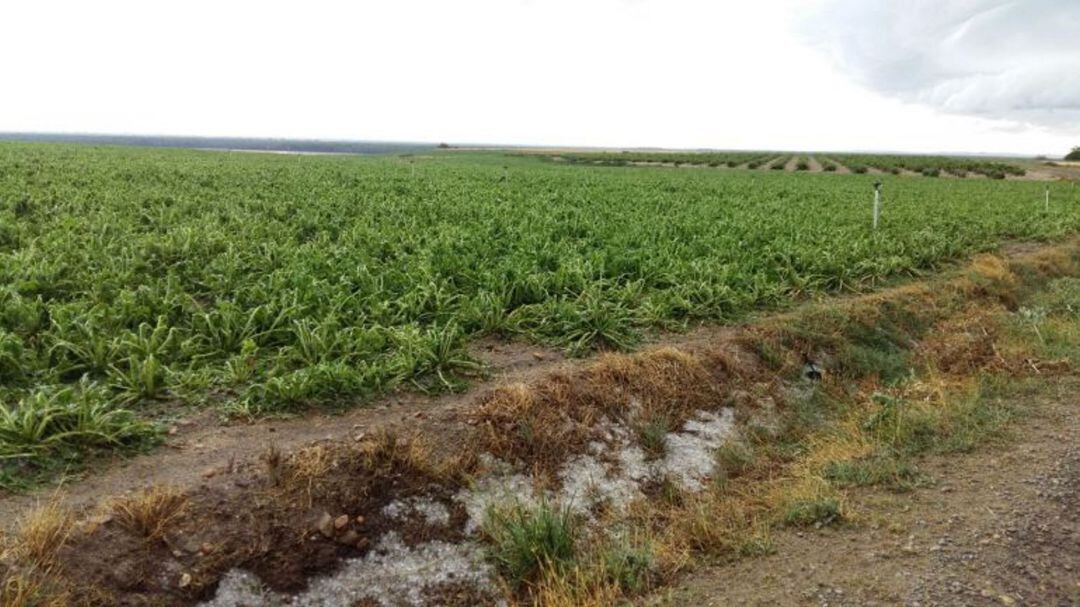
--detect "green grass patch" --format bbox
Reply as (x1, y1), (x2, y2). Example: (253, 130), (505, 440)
(782, 497), (843, 527)
(483, 501), (578, 588)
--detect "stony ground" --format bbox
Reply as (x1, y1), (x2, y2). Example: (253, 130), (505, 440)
(646, 378), (1079, 607)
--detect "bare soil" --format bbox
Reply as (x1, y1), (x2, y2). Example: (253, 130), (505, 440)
(829, 159), (852, 175)
(645, 378), (1079, 607)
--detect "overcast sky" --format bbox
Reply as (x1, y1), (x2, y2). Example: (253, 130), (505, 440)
(2, 0), (1077, 156)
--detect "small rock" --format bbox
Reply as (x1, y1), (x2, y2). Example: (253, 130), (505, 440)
(178, 572), (192, 588)
(202, 467), (217, 479)
(200, 542), (215, 554)
(999, 596), (1015, 606)
(334, 514), (350, 530)
(532, 352), (545, 360)
(356, 515), (366, 524)
(168, 426), (179, 436)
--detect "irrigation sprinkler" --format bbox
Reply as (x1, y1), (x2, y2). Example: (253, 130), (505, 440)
(873, 181), (882, 230)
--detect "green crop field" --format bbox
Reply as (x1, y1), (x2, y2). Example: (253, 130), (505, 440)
(1, 142), (1078, 479)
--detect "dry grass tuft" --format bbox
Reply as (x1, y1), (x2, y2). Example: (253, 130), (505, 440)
(964, 254), (1020, 308)
(365, 428), (478, 484)
(2, 499), (75, 567)
(110, 485), (188, 541)
(0, 568), (70, 607)
(917, 306), (1005, 374)
(528, 561), (624, 607)
(281, 443), (337, 505)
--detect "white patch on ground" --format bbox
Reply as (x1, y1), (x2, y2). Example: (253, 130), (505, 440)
(201, 570), (285, 607)
(201, 533), (497, 607)
(658, 408), (737, 490)
(558, 453), (645, 515)
(383, 497), (451, 528)
(617, 444), (651, 482)
(455, 407), (735, 532)
(454, 472), (540, 534)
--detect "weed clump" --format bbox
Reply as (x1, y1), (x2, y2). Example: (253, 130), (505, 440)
(483, 501), (578, 589)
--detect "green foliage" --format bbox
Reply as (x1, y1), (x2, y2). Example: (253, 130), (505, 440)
(0, 379), (159, 463)
(715, 440), (756, 478)
(483, 501), (578, 588)
(782, 497), (842, 526)
(1065, 146), (1080, 161)
(602, 539), (654, 593)
(823, 455), (922, 491)
(637, 416), (670, 459)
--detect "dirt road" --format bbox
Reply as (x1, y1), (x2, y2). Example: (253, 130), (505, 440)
(646, 378), (1079, 607)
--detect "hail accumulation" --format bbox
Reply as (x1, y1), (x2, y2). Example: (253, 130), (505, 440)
(202, 406), (735, 606)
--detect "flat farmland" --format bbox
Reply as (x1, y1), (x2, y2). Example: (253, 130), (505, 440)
(2, 144), (1078, 426)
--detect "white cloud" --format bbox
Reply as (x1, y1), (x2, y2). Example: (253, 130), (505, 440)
(802, 0), (1080, 128)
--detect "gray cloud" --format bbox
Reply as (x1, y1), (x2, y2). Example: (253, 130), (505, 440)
(801, 0), (1080, 129)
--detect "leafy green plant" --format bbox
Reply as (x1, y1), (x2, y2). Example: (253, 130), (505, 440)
(0, 380), (159, 461)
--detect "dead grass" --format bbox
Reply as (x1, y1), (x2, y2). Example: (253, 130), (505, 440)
(0, 568), (69, 607)
(0, 499), (74, 607)
(1, 499), (74, 567)
(109, 485), (188, 542)
(472, 347), (728, 475)
(356, 428), (475, 483)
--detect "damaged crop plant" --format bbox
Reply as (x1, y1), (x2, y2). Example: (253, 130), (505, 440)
(1, 142), (1079, 484)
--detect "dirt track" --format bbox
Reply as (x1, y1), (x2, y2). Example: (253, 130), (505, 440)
(647, 378), (1080, 607)
(0, 339), (570, 521)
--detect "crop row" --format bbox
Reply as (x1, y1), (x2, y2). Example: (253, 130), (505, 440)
(827, 154), (1027, 179)
(541, 150), (1029, 179)
(549, 151), (778, 169)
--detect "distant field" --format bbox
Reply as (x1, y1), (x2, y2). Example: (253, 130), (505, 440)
(542, 150), (1036, 179)
(1, 142), (1078, 475)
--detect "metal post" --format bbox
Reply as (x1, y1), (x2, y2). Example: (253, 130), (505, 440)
(873, 181), (882, 230)
(1045, 185), (1050, 213)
